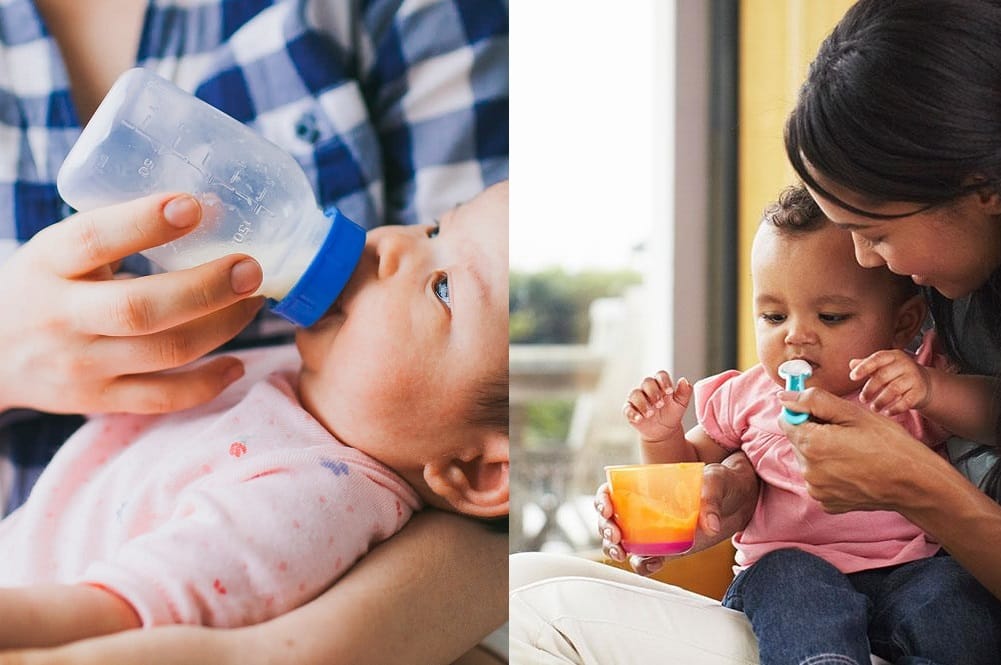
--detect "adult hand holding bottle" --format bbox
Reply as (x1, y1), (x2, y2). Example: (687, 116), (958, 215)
(0, 192), (264, 415)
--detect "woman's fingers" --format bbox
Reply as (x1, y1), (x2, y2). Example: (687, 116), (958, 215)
(81, 298), (264, 376)
(100, 356), (248, 414)
(35, 193), (203, 278)
(593, 483), (613, 519)
(778, 386), (861, 426)
(628, 555), (666, 576)
(70, 255), (263, 336)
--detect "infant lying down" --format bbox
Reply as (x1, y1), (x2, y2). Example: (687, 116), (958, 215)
(0, 345), (417, 627)
(0, 182), (509, 647)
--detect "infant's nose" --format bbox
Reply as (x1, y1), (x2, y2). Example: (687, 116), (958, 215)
(373, 229), (411, 279)
(784, 321), (817, 346)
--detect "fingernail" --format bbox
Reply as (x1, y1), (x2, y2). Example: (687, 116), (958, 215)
(645, 409), (654, 418)
(643, 559), (664, 574)
(602, 527), (612, 540)
(655, 400), (664, 408)
(706, 513), (721, 533)
(608, 546), (621, 560)
(222, 362), (245, 385)
(230, 259), (262, 294)
(163, 195), (200, 228)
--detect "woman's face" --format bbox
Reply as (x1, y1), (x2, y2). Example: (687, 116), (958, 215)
(803, 165), (1001, 299)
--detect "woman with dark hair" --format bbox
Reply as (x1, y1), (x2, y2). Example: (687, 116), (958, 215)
(783, 0), (1001, 600)
(511, 1), (1001, 662)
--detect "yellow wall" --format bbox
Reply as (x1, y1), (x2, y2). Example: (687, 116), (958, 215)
(737, 0), (853, 368)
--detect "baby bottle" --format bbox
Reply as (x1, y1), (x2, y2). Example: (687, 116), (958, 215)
(56, 68), (364, 327)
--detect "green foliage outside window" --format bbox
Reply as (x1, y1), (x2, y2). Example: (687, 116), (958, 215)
(510, 268), (642, 344)
(512, 268), (642, 447)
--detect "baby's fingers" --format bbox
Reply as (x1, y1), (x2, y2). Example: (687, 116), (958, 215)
(624, 372), (673, 420)
(857, 364), (909, 404)
(849, 350), (908, 382)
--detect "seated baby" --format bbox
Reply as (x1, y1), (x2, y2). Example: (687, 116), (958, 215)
(0, 181), (509, 648)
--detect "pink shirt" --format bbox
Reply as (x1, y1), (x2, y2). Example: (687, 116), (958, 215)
(0, 346), (420, 627)
(695, 347), (948, 575)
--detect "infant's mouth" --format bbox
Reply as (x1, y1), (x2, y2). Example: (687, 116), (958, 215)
(313, 294), (347, 327)
(790, 358), (818, 371)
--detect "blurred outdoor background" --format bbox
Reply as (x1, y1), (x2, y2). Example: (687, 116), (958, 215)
(510, 0), (854, 570)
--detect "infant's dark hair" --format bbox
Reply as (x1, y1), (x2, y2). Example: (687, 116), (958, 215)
(468, 369), (509, 437)
(468, 368), (509, 531)
(762, 184), (826, 233)
(763, 184), (918, 302)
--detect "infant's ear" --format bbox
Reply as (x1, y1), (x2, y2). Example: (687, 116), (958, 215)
(422, 432), (509, 518)
(893, 293), (927, 348)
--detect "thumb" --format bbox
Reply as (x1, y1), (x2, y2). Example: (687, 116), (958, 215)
(698, 469), (723, 535)
(778, 386), (858, 426)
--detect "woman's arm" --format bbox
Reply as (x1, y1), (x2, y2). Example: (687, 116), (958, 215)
(920, 371), (999, 445)
(0, 510), (506, 665)
(780, 387), (1001, 599)
(237, 510), (507, 665)
(0, 584), (139, 649)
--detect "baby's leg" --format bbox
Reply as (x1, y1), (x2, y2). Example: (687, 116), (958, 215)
(724, 548), (871, 665)
(865, 554), (1001, 665)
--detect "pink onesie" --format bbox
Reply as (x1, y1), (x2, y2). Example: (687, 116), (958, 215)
(695, 341), (949, 575)
(0, 345), (420, 627)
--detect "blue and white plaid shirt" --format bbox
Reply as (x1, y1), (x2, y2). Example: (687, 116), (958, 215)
(0, 0), (508, 513)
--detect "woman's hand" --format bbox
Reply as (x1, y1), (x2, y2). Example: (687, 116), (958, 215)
(595, 453), (759, 576)
(778, 386), (940, 512)
(0, 193), (264, 415)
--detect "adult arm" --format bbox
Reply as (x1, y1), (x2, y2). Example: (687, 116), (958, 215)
(0, 510), (506, 665)
(918, 371), (999, 444)
(0, 193), (263, 415)
(780, 387), (1001, 599)
(0, 584), (139, 649)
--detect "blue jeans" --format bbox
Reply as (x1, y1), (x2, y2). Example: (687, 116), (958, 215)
(722, 548), (1001, 665)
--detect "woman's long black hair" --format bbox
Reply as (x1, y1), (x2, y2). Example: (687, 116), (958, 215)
(785, 0), (1001, 501)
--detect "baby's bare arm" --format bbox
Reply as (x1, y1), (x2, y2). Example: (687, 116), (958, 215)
(0, 583), (140, 649)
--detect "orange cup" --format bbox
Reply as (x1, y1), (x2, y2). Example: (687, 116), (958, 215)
(605, 462), (704, 556)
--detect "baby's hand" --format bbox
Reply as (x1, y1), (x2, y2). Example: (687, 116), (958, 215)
(850, 350), (931, 416)
(622, 370), (692, 442)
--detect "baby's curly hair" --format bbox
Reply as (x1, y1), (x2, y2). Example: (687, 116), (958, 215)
(762, 184), (826, 233)
(762, 184), (919, 301)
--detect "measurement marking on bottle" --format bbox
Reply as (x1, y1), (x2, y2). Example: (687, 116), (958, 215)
(121, 120), (275, 216)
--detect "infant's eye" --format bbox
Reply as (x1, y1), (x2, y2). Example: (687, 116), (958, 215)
(427, 222), (441, 238)
(433, 273), (451, 308)
(819, 313), (849, 324)
(760, 313), (785, 324)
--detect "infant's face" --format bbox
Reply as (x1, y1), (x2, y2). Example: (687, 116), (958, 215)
(295, 183), (508, 480)
(752, 221), (906, 396)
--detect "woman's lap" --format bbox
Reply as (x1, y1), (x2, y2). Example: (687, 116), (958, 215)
(509, 552), (895, 665)
(509, 552), (759, 665)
